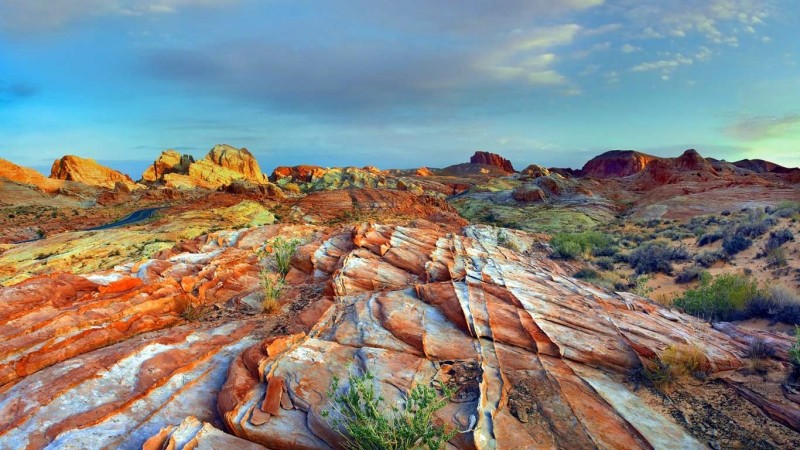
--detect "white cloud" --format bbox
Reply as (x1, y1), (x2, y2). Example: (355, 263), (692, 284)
(620, 43), (640, 53)
(478, 24), (580, 86)
(632, 53), (693, 72)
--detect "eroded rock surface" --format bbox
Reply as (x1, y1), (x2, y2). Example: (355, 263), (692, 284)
(219, 223), (800, 449)
(2, 218), (800, 449)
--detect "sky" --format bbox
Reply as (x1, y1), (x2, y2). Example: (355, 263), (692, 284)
(0, 0), (798, 178)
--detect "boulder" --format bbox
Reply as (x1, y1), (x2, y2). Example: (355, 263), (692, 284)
(512, 184), (547, 202)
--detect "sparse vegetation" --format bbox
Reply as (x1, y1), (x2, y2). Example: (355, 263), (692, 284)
(766, 247), (788, 267)
(628, 241), (689, 275)
(322, 370), (456, 450)
(673, 273), (761, 321)
(595, 256), (615, 271)
(661, 344), (710, 379)
(674, 265), (706, 284)
(745, 338), (775, 374)
(722, 233), (752, 256)
(745, 285), (800, 325)
(694, 249), (727, 268)
(181, 301), (211, 321)
(789, 328), (800, 374)
(765, 228), (794, 251)
(549, 231), (616, 260)
(270, 237), (300, 276)
(260, 270), (285, 313)
(696, 231), (723, 247)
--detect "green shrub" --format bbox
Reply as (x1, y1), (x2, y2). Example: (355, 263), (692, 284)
(765, 228), (794, 251)
(574, 268), (600, 280)
(673, 273), (761, 321)
(696, 231), (723, 247)
(270, 237), (300, 277)
(766, 247), (788, 267)
(628, 242), (689, 275)
(322, 371), (455, 450)
(722, 233), (752, 255)
(694, 250), (727, 268)
(595, 257), (615, 271)
(773, 201), (800, 219)
(790, 328), (800, 373)
(745, 285), (800, 324)
(550, 231), (615, 260)
(674, 266), (706, 284)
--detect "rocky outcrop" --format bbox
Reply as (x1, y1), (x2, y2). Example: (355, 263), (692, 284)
(143, 145), (268, 190)
(141, 150), (194, 182)
(580, 150), (660, 178)
(143, 417), (267, 450)
(205, 144), (265, 181)
(512, 184), (546, 202)
(675, 149), (717, 173)
(49, 155), (142, 190)
(520, 163), (550, 180)
(270, 165), (326, 183)
(0, 158), (64, 193)
(469, 151), (515, 172)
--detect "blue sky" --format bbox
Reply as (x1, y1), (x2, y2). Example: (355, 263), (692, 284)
(1, 0), (798, 177)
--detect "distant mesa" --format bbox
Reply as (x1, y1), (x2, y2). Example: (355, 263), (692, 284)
(50, 155), (142, 191)
(579, 150), (661, 179)
(469, 151), (516, 173)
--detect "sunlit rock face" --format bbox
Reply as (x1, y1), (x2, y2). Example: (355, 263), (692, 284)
(49, 155), (143, 190)
(141, 144), (269, 190)
(580, 150), (660, 179)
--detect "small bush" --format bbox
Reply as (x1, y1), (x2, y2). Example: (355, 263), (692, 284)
(574, 268), (600, 280)
(745, 338), (775, 360)
(181, 301), (211, 321)
(722, 233), (752, 255)
(765, 228), (794, 251)
(595, 257), (615, 271)
(675, 266), (706, 284)
(322, 371), (456, 450)
(721, 210), (731, 216)
(661, 344), (710, 378)
(550, 231), (615, 260)
(789, 328), (800, 373)
(694, 250), (727, 268)
(773, 201), (800, 219)
(260, 270), (285, 313)
(642, 359), (676, 392)
(745, 286), (800, 324)
(628, 242), (689, 275)
(696, 231), (723, 247)
(746, 338), (774, 374)
(766, 247), (788, 267)
(735, 220), (773, 239)
(673, 273), (761, 321)
(269, 237), (300, 277)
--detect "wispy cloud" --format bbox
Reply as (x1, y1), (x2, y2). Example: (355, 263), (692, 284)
(726, 114), (800, 141)
(0, 0), (237, 32)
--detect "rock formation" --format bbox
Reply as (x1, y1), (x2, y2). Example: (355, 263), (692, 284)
(205, 144), (265, 181)
(469, 151), (515, 172)
(141, 150), (194, 182)
(580, 150), (660, 178)
(142, 145), (269, 190)
(520, 163), (550, 180)
(0, 158), (64, 193)
(49, 155), (142, 190)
